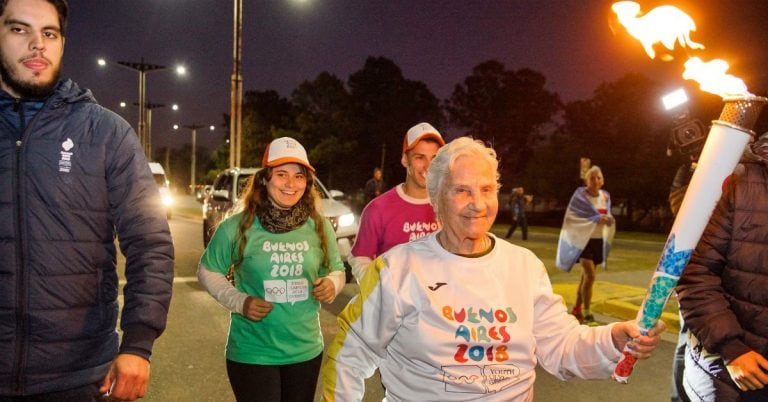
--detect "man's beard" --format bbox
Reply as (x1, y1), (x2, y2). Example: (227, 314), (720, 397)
(0, 57), (60, 99)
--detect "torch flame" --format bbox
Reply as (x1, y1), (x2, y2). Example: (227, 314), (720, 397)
(612, 1), (704, 59)
(612, 1), (751, 98)
(683, 57), (749, 98)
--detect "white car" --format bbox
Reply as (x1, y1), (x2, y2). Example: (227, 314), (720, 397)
(202, 167), (358, 279)
(148, 162), (173, 219)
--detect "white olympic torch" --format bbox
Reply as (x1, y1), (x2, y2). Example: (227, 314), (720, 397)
(612, 95), (766, 382)
(610, 1), (767, 382)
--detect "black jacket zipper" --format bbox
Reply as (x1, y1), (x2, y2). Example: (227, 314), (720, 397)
(13, 98), (28, 394)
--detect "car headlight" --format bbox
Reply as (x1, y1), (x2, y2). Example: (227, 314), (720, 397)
(162, 195), (173, 207)
(337, 213), (355, 228)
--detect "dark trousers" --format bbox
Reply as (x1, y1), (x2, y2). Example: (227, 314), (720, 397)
(0, 383), (101, 402)
(505, 214), (528, 240)
(226, 353), (322, 402)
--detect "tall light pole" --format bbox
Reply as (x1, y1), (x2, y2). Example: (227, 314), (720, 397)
(117, 59), (166, 154)
(230, 0), (244, 168)
(175, 124), (215, 194)
(138, 101), (165, 158)
(98, 58), (186, 159)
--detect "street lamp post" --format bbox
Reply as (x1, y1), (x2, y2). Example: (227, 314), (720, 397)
(126, 101), (179, 159)
(175, 124), (215, 194)
(138, 101), (165, 159)
(230, 0), (244, 168)
(99, 57), (186, 159)
(117, 59), (167, 155)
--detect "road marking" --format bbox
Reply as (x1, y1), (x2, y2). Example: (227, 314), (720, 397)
(119, 276), (198, 285)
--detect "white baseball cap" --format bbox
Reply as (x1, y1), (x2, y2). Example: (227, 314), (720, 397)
(262, 137), (315, 172)
(403, 122), (445, 153)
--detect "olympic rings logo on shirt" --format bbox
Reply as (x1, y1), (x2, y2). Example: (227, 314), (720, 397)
(266, 287), (286, 295)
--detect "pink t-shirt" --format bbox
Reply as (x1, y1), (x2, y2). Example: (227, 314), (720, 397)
(351, 184), (439, 259)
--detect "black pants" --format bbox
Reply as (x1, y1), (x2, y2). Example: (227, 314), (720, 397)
(505, 214), (528, 240)
(226, 353), (322, 402)
(0, 383), (101, 402)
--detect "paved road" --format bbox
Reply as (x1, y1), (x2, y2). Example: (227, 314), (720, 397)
(123, 196), (678, 401)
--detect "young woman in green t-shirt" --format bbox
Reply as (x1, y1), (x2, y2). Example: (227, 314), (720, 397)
(199, 137), (346, 401)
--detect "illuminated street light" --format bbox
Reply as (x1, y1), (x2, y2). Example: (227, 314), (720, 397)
(97, 57), (186, 158)
(175, 123), (215, 194)
(116, 59), (165, 156)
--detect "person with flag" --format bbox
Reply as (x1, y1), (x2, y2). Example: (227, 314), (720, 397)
(556, 165), (616, 326)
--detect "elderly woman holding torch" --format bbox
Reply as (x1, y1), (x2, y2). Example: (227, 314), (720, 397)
(321, 137), (665, 401)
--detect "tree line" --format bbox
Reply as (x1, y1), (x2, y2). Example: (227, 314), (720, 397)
(156, 56), (766, 232)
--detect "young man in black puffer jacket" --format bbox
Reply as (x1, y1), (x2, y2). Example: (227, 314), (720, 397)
(0, 1), (174, 400)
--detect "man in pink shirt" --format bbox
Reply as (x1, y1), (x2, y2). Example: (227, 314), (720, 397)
(349, 122), (445, 282)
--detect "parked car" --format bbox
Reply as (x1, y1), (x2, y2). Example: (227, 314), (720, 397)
(195, 184), (212, 203)
(202, 167), (358, 279)
(148, 162), (173, 219)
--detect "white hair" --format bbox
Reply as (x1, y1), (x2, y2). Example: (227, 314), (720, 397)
(426, 137), (499, 218)
(583, 165), (603, 183)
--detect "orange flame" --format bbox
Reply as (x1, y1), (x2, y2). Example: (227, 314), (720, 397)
(683, 58), (748, 97)
(612, 1), (703, 59)
(612, 1), (750, 98)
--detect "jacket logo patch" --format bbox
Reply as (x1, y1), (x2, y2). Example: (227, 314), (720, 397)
(59, 138), (74, 172)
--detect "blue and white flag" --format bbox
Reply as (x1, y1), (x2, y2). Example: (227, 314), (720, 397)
(556, 187), (615, 272)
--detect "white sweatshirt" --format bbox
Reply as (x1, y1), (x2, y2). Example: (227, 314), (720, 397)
(322, 232), (621, 401)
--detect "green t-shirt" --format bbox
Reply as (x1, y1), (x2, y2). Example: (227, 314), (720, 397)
(201, 212), (344, 365)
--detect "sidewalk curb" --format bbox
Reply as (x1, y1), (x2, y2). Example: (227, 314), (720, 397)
(552, 281), (680, 334)
(600, 299), (680, 333)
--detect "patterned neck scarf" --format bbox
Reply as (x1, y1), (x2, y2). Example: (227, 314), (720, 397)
(259, 198), (311, 233)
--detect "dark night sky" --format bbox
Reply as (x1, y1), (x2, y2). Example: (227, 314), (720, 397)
(60, 1), (768, 154)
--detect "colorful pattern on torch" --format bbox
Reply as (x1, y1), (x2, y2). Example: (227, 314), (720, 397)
(637, 235), (692, 330)
(639, 275), (679, 329)
(615, 234), (696, 382)
(656, 234), (693, 277)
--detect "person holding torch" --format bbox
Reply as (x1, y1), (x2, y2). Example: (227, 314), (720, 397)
(322, 138), (664, 401)
(676, 132), (768, 401)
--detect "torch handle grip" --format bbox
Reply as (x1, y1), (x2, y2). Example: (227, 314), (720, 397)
(612, 347), (638, 383)
(612, 322), (652, 384)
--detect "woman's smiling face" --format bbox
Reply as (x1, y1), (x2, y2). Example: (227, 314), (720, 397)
(438, 155), (499, 241)
(266, 163), (307, 208)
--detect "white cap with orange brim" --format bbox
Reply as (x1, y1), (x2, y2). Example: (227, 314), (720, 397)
(262, 137), (315, 172)
(403, 122), (445, 153)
